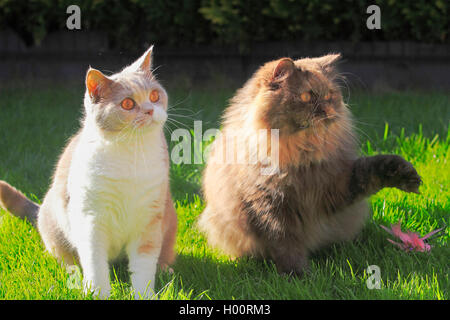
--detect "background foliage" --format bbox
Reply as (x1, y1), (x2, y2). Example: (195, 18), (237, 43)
(0, 0), (448, 50)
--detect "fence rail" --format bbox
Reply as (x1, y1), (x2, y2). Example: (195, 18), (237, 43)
(1, 30), (449, 90)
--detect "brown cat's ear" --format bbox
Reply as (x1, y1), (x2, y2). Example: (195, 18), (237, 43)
(312, 53), (341, 75)
(86, 68), (112, 102)
(272, 58), (295, 82)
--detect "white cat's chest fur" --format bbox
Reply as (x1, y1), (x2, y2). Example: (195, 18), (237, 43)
(67, 124), (167, 258)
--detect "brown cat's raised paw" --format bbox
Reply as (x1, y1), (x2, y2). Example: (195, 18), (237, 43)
(377, 155), (422, 194)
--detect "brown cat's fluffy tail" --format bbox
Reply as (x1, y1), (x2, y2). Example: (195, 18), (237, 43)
(0, 181), (39, 226)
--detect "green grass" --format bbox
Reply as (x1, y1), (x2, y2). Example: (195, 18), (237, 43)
(0, 84), (448, 300)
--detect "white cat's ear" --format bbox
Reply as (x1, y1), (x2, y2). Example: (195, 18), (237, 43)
(86, 67), (112, 102)
(130, 45), (154, 75)
(272, 58), (295, 82)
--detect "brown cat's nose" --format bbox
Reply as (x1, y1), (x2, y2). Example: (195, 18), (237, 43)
(323, 105), (337, 117)
(314, 104), (336, 117)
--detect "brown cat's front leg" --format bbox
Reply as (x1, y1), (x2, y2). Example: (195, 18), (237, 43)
(349, 154), (422, 201)
(266, 238), (309, 277)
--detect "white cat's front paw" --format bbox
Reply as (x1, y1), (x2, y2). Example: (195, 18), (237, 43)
(133, 281), (155, 300)
(83, 279), (111, 299)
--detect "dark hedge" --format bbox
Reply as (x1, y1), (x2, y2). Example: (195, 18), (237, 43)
(0, 0), (447, 50)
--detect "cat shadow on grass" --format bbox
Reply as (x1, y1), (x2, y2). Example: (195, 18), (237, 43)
(105, 221), (446, 299)
(161, 224), (446, 299)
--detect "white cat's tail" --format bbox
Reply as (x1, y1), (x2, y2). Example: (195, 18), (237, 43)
(0, 181), (39, 227)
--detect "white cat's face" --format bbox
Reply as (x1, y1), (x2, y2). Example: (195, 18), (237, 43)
(83, 46), (168, 133)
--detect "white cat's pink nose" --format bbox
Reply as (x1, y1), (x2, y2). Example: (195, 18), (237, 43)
(145, 109), (154, 116)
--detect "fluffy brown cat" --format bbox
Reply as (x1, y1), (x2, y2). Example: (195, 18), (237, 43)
(198, 54), (422, 275)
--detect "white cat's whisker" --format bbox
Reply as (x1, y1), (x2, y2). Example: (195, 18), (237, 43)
(165, 117), (190, 129)
(138, 130), (151, 174)
(113, 124), (133, 145)
(167, 94), (192, 111)
(167, 112), (200, 121)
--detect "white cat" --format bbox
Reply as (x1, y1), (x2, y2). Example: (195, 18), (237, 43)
(0, 46), (178, 299)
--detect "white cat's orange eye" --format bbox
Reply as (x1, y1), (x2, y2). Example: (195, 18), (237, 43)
(149, 89), (159, 103)
(300, 92), (311, 103)
(121, 97), (135, 110)
(324, 92), (331, 100)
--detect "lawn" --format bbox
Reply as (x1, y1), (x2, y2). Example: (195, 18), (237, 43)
(0, 83), (448, 299)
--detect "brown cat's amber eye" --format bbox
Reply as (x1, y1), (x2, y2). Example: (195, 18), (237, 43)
(149, 89), (160, 103)
(300, 91), (311, 103)
(324, 92), (331, 100)
(121, 97), (135, 110)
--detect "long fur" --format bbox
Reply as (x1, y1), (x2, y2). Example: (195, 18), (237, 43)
(198, 54), (421, 275)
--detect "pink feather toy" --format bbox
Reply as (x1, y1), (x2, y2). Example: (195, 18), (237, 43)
(380, 221), (446, 252)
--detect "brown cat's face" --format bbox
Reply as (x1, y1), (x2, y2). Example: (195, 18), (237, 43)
(253, 54), (343, 135)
